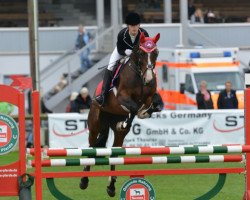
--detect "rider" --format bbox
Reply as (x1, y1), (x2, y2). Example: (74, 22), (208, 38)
(96, 12), (163, 114)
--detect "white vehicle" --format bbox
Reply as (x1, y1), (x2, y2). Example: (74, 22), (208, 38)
(155, 47), (244, 109)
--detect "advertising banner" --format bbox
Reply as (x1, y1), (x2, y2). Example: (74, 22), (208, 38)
(123, 110), (244, 146)
(48, 110), (244, 148)
(48, 113), (89, 148)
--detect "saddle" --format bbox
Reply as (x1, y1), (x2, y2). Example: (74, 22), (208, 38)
(111, 57), (130, 86)
(95, 58), (128, 97)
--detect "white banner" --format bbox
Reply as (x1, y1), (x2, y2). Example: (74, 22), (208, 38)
(124, 110), (244, 146)
(48, 113), (90, 148)
(48, 110), (244, 148)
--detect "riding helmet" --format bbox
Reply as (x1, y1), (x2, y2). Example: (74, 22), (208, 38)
(125, 12), (141, 25)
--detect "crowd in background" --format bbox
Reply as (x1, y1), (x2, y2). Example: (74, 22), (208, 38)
(126, 0), (250, 24)
(189, 0), (222, 24)
(47, 25), (93, 98)
(196, 81), (239, 110)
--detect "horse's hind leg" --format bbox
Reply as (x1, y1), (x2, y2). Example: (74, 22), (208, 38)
(107, 125), (129, 197)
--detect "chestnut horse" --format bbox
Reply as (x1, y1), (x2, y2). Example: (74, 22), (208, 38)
(80, 32), (160, 197)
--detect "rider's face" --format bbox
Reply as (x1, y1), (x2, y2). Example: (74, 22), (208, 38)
(128, 24), (140, 36)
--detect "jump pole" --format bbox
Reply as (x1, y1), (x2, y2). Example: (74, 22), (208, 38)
(30, 155), (244, 167)
(245, 88), (250, 199)
(27, 145), (250, 157)
(32, 91), (43, 200)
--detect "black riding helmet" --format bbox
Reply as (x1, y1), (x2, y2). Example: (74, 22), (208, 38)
(125, 12), (141, 25)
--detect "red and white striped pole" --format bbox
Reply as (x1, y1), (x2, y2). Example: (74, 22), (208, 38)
(245, 73), (250, 199)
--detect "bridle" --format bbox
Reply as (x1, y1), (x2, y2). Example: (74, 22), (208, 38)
(128, 45), (158, 85)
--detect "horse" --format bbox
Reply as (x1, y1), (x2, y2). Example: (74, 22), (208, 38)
(79, 32), (160, 197)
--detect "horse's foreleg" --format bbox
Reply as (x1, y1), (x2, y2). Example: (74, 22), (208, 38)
(107, 163), (117, 197)
(80, 104), (101, 190)
(145, 93), (164, 116)
(116, 113), (135, 131)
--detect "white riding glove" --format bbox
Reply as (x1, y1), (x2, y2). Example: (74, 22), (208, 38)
(125, 49), (132, 56)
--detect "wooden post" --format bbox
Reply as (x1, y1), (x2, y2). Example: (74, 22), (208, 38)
(28, 0), (40, 90)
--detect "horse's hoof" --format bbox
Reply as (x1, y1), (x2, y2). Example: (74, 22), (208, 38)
(79, 177), (89, 190)
(107, 185), (116, 197)
(137, 110), (150, 119)
(116, 121), (127, 131)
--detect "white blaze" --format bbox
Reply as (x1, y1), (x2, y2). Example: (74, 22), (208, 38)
(145, 53), (153, 83)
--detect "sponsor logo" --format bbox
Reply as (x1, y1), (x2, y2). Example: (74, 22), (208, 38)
(120, 178), (155, 200)
(52, 124), (88, 137)
(0, 114), (19, 155)
(0, 125), (8, 142)
(213, 120), (244, 133)
(213, 115), (244, 133)
(52, 118), (89, 137)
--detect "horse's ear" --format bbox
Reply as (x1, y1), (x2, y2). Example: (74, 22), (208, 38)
(140, 32), (146, 43)
(153, 33), (160, 43)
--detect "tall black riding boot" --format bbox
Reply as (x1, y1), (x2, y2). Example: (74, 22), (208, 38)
(96, 69), (113, 106)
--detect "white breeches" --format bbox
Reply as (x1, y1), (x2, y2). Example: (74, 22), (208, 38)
(107, 47), (123, 71)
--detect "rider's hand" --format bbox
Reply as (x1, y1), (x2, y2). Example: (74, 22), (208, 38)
(125, 49), (132, 56)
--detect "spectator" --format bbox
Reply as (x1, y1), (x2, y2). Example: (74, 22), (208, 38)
(65, 91), (79, 112)
(188, 0), (196, 20)
(196, 81), (214, 109)
(51, 73), (68, 95)
(205, 10), (216, 23)
(217, 81), (238, 109)
(26, 122), (33, 148)
(72, 87), (91, 113)
(75, 25), (92, 73)
(190, 8), (204, 24)
(247, 17), (250, 23)
(26, 131), (34, 148)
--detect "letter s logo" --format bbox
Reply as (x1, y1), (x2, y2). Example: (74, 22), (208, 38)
(225, 116), (237, 127)
(65, 120), (77, 130)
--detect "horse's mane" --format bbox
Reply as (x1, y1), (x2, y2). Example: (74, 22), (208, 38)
(132, 40), (140, 54)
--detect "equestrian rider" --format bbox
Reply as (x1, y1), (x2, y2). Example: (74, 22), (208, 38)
(96, 12), (163, 113)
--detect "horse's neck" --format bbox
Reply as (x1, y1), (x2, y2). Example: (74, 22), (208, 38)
(122, 59), (141, 83)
